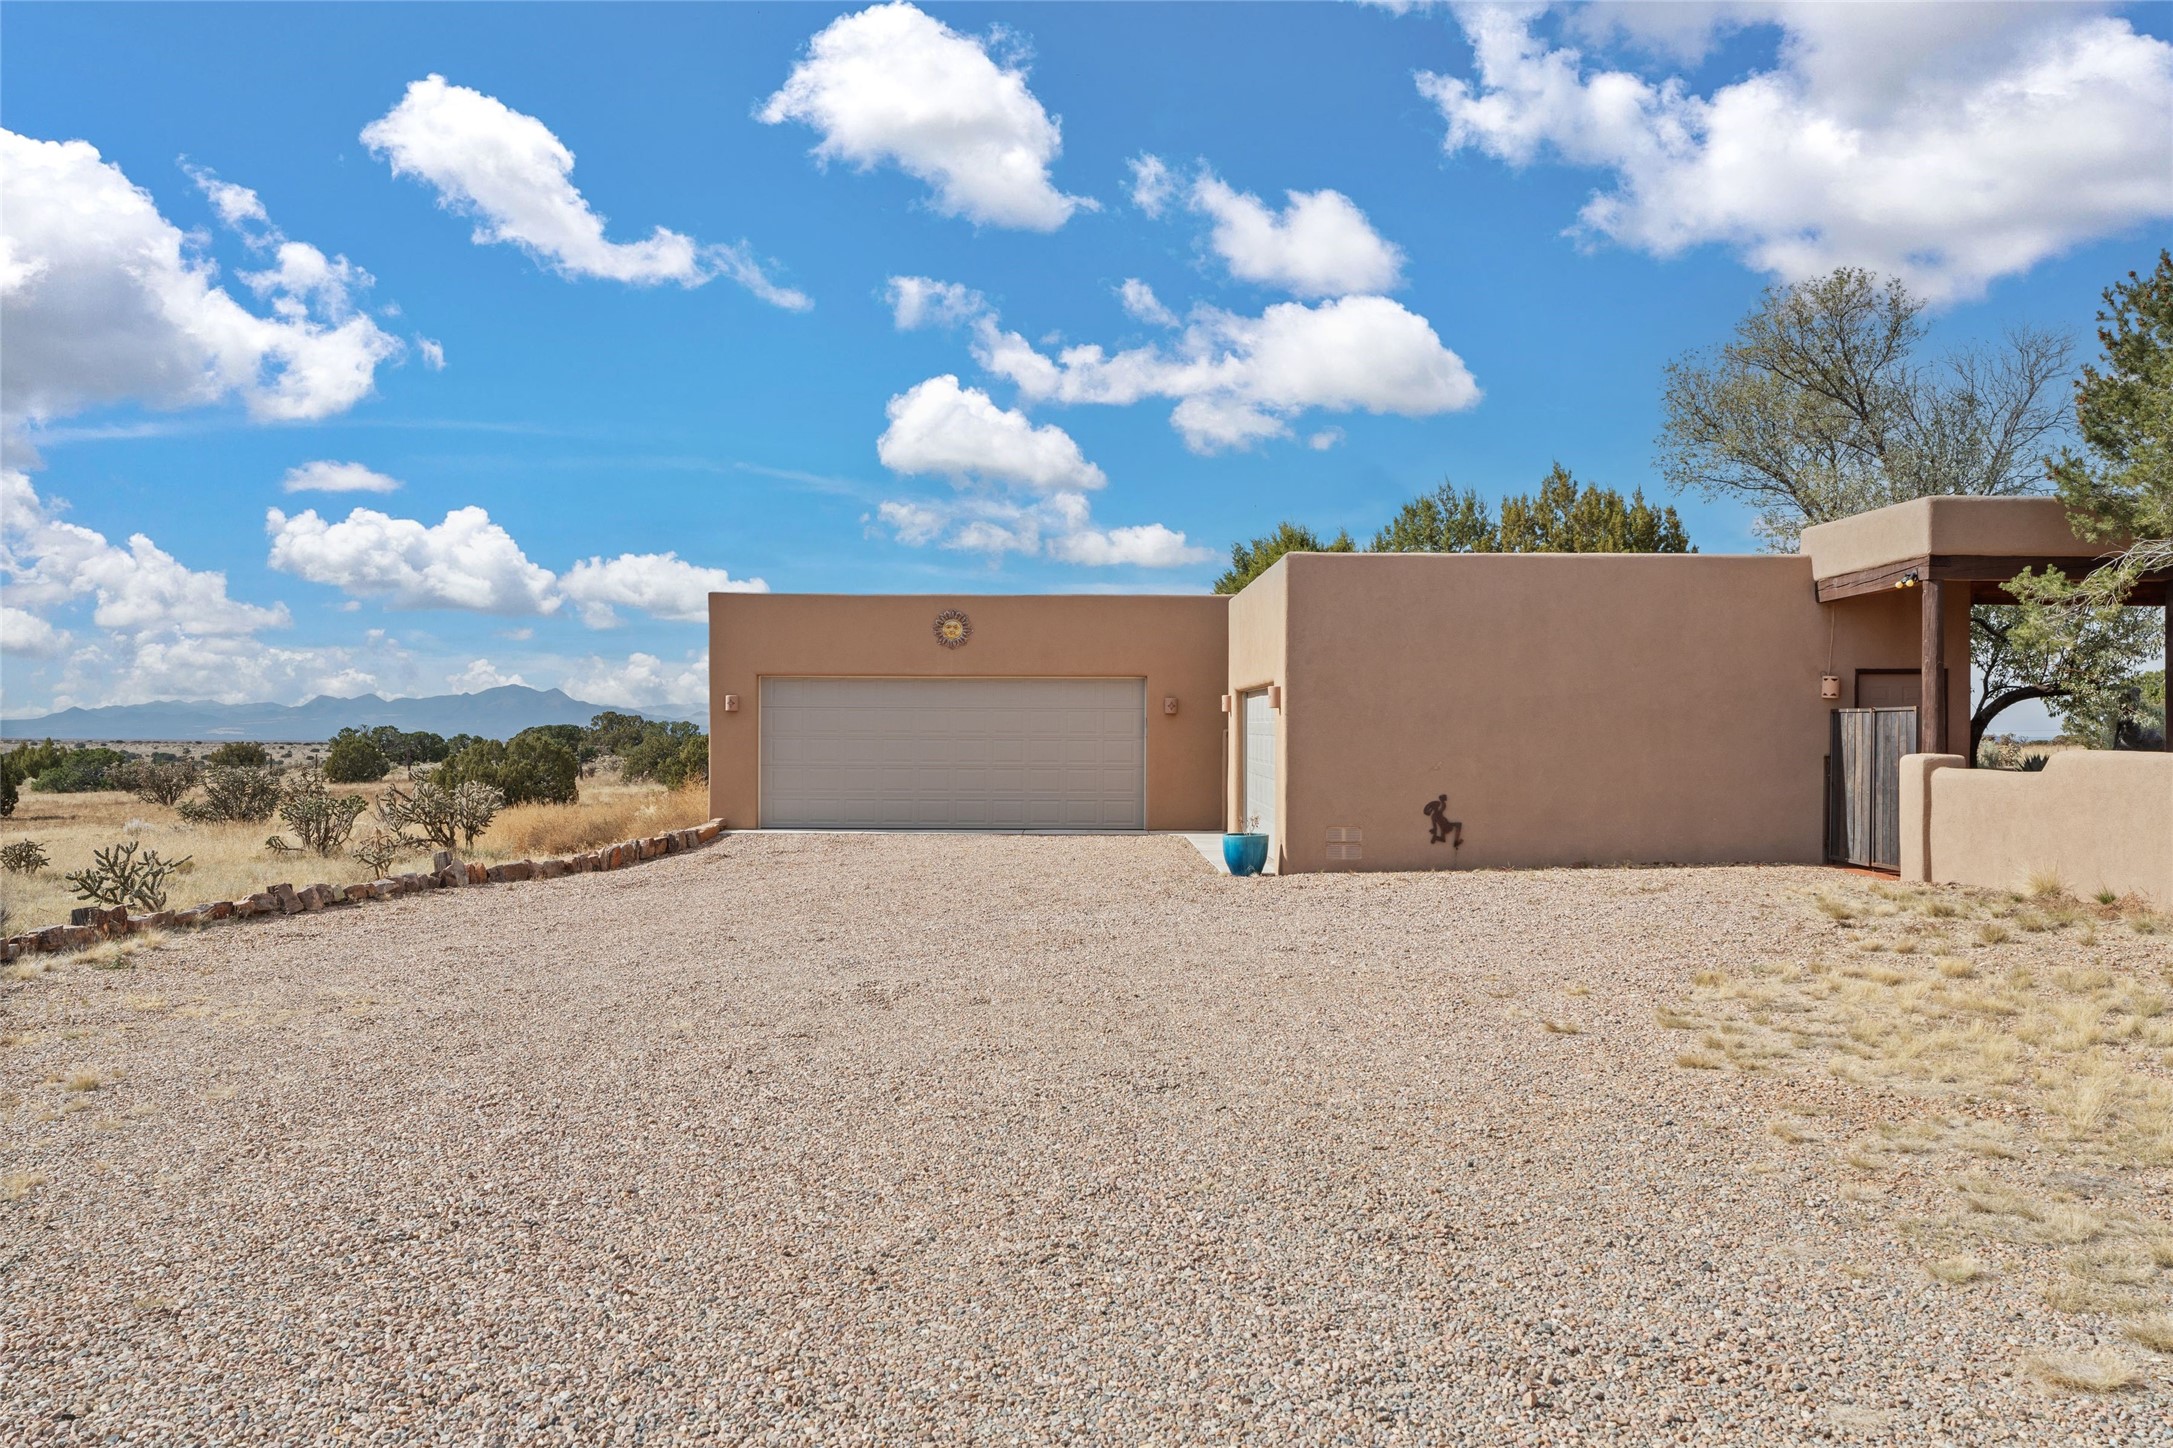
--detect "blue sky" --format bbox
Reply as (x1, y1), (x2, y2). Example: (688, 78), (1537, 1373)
(3, 1), (2169, 723)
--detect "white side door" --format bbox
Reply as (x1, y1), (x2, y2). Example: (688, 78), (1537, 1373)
(1240, 687), (1276, 843)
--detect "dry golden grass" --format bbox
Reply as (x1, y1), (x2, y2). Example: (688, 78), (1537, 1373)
(3, 1168), (47, 1201)
(0, 773), (711, 932)
(2126, 1315), (2173, 1354)
(2022, 1350), (2140, 1393)
(1539, 1018), (1584, 1035)
(478, 781), (708, 860)
(1670, 878), (2173, 1351)
(1926, 1254), (1987, 1284)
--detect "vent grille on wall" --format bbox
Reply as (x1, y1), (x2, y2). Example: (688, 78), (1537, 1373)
(1326, 826), (1363, 863)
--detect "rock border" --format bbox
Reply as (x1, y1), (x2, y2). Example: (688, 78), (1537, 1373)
(1, 820), (728, 961)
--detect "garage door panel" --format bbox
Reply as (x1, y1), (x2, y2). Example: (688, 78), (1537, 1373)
(763, 678), (1145, 831)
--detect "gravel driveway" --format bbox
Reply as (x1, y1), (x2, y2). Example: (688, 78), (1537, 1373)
(2, 834), (2162, 1444)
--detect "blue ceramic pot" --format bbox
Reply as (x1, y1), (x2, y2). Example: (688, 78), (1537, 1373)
(1223, 832), (1269, 876)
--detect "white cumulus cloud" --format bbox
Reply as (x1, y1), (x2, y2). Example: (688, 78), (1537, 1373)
(281, 460), (402, 495)
(1047, 523), (1213, 568)
(1418, 3), (2173, 299)
(1, 130), (404, 435)
(1117, 278), (1178, 328)
(870, 379), (1209, 567)
(1127, 154), (1176, 217)
(362, 74), (808, 307)
(448, 658), (528, 692)
(878, 374), (1106, 493)
(885, 275), (990, 330)
(0, 468), (394, 711)
(974, 294), (1480, 452)
(1186, 170), (1406, 298)
(560, 551), (767, 628)
(265, 504), (561, 616)
(761, 2), (1091, 230)
(561, 649), (709, 714)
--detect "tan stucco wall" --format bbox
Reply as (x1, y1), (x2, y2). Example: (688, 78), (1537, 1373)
(1918, 751), (2173, 905)
(706, 594), (1229, 831)
(1266, 552), (1931, 873)
(1800, 497), (2129, 581)
(1225, 558), (1289, 842)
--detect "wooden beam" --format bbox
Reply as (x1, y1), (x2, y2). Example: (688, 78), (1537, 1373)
(1819, 553), (2170, 604)
(1815, 556), (1930, 603)
(1920, 578), (1946, 757)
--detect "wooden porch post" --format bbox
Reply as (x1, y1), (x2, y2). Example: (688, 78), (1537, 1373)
(1920, 578), (1946, 757)
(2165, 600), (2171, 752)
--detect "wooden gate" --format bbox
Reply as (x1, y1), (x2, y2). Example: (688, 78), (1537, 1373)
(1826, 707), (1917, 870)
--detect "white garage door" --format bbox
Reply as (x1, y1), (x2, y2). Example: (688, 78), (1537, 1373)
(761, 677), (1146, 830)
(1240, 688), (1275, 841)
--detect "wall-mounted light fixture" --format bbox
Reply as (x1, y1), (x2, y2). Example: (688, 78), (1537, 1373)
(1269, 685), (1283, 710)
(1220, 693), (1233, 713)
(1163, 696), (1178, 715)
(722, 694), (740, 713)
(1820, 675), (1841, 700)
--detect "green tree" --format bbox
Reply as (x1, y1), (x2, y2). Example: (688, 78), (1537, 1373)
(1968, 597), (2158, 760)
(366, 727), (448, 776)
(1371, 483), (1498, 553)
(205, 741), (272, 770)
(514, 723), (596, 764)
(500, 733), (580, 804)
(2045, 250), (2172, 572)
(1658, 267), (2070, 547)
(621, 720), (708, 787)
(31, 746), (132, 792)
(323, 730), (391, 783)
(440, 734), (579, 806)
(585, 711), (652, 758)
(1494, 465), (1691, 553)
(1370, 468), (1692, 556)
(1999, 253), (2171, 747)
(1211, 522), (1356, 595)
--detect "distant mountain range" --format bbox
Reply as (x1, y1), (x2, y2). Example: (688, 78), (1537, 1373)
(0, 686), (697, 742)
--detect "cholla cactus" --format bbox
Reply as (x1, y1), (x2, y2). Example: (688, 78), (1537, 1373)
(276, 771), (368, 857)
(64, 841), (192, 912)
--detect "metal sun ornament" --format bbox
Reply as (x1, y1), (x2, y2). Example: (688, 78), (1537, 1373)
(933, 609), (972, 649)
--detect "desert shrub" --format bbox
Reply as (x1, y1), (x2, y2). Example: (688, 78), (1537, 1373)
(64, 841), (192, 912)
(378, 778), (503, 851)
(1, 839), (52, 876)
(204, 741), (273, 770)
(0, 760), (15, 819)
(442, 734), (578, 807)
(177, 766), (282, 824)
(349, 829), (410, 878)
(273, 771), (369, 856)
(365, 727), (448, 775)
(584, 711), (653, 758)
(515, 723), (598, 764)
(112, 758), (203, 807)
(323, 730), (390, 783)
(621, 721), (708, 788)
(32, 746), (132, 793)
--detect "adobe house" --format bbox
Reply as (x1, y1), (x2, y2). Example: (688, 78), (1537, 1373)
(708, 497), (2167, 876)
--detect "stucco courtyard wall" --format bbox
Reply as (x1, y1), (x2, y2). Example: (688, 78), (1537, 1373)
(706, 594), (1230, 831)
(1903, 751), (2173, 905)
(1225, 558), (1289, 837)
(1266, 552), (1936, 874)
